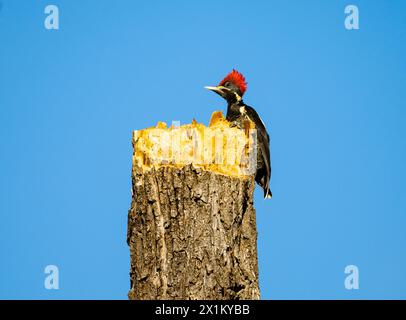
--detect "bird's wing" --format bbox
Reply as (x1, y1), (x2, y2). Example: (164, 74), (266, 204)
(244, 105), (271, 185)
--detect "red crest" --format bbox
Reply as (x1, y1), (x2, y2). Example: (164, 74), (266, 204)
(218, 69), (247, 95)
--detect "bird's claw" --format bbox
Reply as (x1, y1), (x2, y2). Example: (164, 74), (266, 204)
(229, 121), (239, 128)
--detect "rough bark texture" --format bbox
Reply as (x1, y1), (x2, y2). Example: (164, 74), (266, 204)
(127, 164), (260, 300)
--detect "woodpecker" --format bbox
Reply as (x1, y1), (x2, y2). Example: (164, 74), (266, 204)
(205, 70), (272, 199)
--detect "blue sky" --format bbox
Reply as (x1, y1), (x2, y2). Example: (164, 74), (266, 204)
(0, 0), (405, 299)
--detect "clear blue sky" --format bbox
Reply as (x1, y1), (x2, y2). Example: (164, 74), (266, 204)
(1, 0), (405, 299)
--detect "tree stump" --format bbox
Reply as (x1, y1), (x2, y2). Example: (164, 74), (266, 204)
(127, 112), (260, 300)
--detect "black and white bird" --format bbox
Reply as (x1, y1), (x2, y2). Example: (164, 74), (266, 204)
(205, 70), (272, 199)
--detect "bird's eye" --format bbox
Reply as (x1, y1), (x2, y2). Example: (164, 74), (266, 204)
(224, 82), (231, 88)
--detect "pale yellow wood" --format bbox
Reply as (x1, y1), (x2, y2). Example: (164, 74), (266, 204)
(132, 111), (256, 177)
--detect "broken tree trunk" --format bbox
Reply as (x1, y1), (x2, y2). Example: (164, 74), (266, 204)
(127, 112), (260, 300)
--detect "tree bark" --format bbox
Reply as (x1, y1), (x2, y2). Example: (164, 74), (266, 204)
(127, 113), (260, 300)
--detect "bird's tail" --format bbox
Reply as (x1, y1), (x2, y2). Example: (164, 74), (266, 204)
(256, 172), (272, 200)
(264, 188), (272, 199)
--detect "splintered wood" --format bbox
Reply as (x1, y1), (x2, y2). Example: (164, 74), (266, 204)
(132, 111), (257, 177)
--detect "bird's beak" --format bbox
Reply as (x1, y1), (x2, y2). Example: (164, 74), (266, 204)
(204, 86), (223, 95)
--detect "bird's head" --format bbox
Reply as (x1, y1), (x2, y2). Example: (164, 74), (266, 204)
(205, 69), (247, 104)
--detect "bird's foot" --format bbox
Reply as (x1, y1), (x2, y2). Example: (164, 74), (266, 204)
(229, 121), (239, 128)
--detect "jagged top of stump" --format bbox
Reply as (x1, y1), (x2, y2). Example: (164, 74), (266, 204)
(132, 111), (256, 177)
